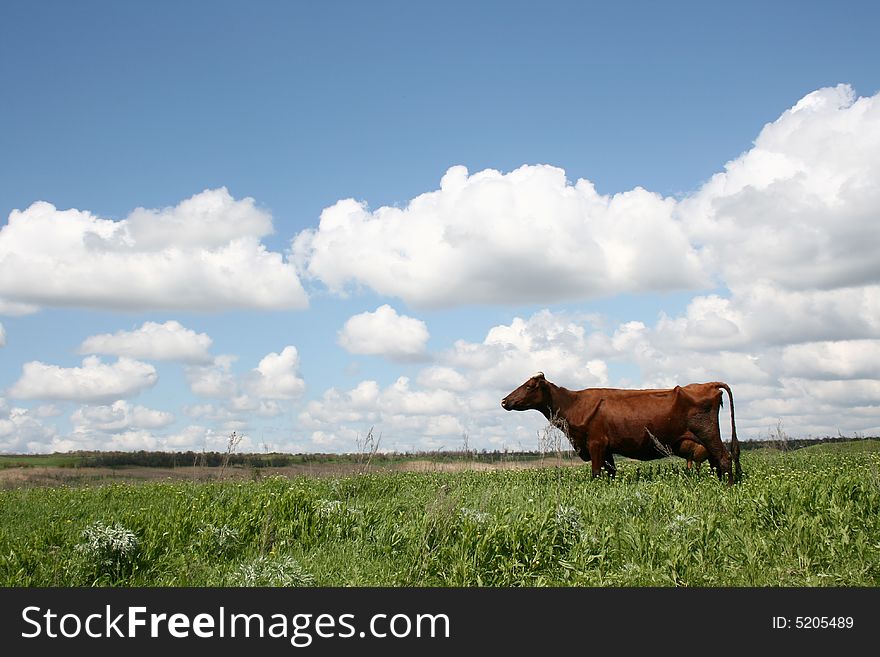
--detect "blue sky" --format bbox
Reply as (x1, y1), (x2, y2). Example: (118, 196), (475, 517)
(2, 0), (879, 454)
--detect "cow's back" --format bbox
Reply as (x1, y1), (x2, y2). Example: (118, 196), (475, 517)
(591, 387), (690, 436)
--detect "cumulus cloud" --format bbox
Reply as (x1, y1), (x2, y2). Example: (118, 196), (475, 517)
(182, 345), (304, 441)
(185, 355), (238, 399)
(292, 86), (879, 314)
(162, 425), (258, 452)
(652, 284), (880, 353)
(444, 310), (610, 390)
(417, 366), (469, 391)
(779, 340), (880, 380)
(299, 311), (614, 451)
(245, 346), (307, 400)
(0, 300), (38, 316)
(0, 188), (308, 313)
(302, 293), (880, 450)
(298, 377), (465, 451)
(79, 320), (213, 364)
(289, 84), (880, 443)
(293, 164), (705, 308)
(680, 84), (880, 294)
(7, 84), (880, 451)
(33, 404), (63, 418)
(337, 305), (430, 361)
(0, 400), (59, 452)
(71, 400), (175, 434)
(7, 357), (158, 403)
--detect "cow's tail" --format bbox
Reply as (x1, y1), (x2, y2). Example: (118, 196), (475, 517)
(717, 382), (741, 483)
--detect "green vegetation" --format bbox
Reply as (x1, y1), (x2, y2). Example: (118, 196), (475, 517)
(0, 454), (82, 469)
(0, 449), (544, 470)
(1, 445), (878, 587)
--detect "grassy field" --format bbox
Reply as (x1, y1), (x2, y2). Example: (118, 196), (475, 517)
(1, 441), (878, 587)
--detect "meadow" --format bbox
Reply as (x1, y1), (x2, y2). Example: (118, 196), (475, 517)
(1, 441), (878, 587)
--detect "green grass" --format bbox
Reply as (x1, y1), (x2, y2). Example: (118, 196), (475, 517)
(1, 447), (878, 587)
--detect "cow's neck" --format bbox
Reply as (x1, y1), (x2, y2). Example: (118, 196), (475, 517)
(541, 383), (576, 425)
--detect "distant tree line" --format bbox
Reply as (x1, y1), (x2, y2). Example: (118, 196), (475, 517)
(42, 434), (876, 469)
(730, 433), (873, 452)
(68, 448), (545, 469)
(74, 451), (355, 469)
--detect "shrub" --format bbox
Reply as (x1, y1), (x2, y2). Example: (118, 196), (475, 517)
(226, 554), (315, 587)
(75, 521), (139, 583)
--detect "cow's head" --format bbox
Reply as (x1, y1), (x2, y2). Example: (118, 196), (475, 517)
(501, 372), (549, 411)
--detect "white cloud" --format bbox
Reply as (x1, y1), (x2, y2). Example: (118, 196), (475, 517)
(0, 322), (5, 347)
(0, 188), (308, 312)
(48, 428), (164, 452)
(293, 164), (705, 308)
(444, 310), (609, 391)
(680, 84), (880, 294)
(160, 425), (257, 452)
(186, 355), (238, 399)
(228, 395), (285, 417)
(0, 400), (59, 453)
(380, 377), (458, 416)
(8, 357), (158, 403)
(36, 419), (258, 453)
(298, 383), (379, 429)
(290, 84), (880, 446)
(6, 84), (880, 452)
(71, 400), (175, 434)
(337, 305), (430, 361)
(33, 404), (62, 418)
(302, 294), (880, 450)
(245, 346), (306, 400)
(102, 186), (274, 250)
(291, 87), (879, 313)
(779, 340), (880, 380)
(652, 284), (880, 353)
(417, 366), (469, 391)
(79, 320), (213, 364)
(163, 425), (216, 450)
(0, 300), (39, 316)
(300, 377), (460, 429)
(183, 403), (236, 422)
(300, 311), (613, 451)
(297, 377), (464, 451)
(187, 347), (305, 402)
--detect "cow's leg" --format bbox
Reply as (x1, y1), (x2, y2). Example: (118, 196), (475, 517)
(691, 420), (733, 485)
(603, 452), (617, 478)
(588, 441), (605, 478)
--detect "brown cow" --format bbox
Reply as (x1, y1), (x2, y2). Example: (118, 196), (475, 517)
(501, 373), (741, 484)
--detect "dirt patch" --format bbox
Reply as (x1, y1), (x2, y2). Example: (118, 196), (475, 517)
(0, 456), (582, 489)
